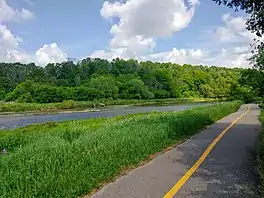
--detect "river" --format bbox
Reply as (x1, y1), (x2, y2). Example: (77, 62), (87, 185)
(0, 103), (213, 130)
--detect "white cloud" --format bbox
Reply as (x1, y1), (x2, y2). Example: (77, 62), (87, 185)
(92, 3), (253, 68)
(0, 24), (27, 62)
(202, 48), (250, 68)
(36, 43), (67, 66)
(145, 48), (208, 65)
(95, 0), (198, 59)
(0, 0), (67, 66)
(101, 0), (198, 38)
(0, 25), (67, 65)
(145, 47), (250, 68)
(234, 46), (249, 54)
(214, 13), (256, 44)
(0, 0), (34, 23)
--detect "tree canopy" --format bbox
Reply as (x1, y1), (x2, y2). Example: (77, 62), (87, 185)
(0, 59), (259, 103)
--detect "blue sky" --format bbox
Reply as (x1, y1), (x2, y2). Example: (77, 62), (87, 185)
(0, 0), (254, 67)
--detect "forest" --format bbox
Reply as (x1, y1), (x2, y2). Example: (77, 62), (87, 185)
(0, 58), (263, 104)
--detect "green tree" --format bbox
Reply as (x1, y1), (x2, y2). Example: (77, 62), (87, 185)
(88, 76), (119, 99)
(119, 78), (154, 99)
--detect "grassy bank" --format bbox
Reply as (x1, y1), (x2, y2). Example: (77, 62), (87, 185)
(259, 110), (264, 195)
(0, 101), (241, 198)
(0, 98), (216, 113)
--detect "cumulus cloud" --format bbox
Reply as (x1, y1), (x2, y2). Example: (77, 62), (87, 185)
(0, 0), (34, 23)
(0, 25), (67, 65)
(101, 0), (198, 38)
(95, 0), (198, 59)
(214, 13), (256, 44)
(91, 1), (252, 68)
(145, 47), (250, 68)
(145, 48), (208, 65)
(0, 24), (26, 62)
(36, 43), (67, 66)
(92, 3), (252, 68)
(0, 0), (67, 65)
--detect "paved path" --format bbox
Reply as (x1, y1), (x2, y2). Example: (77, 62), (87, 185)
(0, 103), (210, 130)
(90, 104), (261, 198)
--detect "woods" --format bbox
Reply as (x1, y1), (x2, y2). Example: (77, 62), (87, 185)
(0, 58), (261, 104)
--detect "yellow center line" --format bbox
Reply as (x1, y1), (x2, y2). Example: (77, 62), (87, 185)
(163, 104), (250, 198)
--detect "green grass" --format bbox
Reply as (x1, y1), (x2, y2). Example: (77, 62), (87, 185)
(0, 101), (241, 198)
(258, 109), (264, 195)
(0, 98), (217, 113)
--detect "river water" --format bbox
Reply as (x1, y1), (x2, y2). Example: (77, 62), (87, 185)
(0, 103), (213, 130)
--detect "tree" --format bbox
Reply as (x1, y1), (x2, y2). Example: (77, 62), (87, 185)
(75, 87), (103, 101)
(119, 78), (154, 99)
(0, 56), (249, 103)
(88, 76), (119, 99)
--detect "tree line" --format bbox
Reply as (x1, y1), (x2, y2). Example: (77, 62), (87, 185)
(0, 58), (262, 103)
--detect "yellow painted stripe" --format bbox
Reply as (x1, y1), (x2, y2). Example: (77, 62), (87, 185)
(163, 104), (250, 198)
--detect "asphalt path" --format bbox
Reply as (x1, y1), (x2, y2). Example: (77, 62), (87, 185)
(90, 104), (261, 198)
(0, 103), (210, 130)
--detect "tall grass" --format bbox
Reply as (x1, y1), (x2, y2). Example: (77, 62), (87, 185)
(258, 110), (264, 195)
(0, 98), (216, 113)
(0, 101), (241, 198)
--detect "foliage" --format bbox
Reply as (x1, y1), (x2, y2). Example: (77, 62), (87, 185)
(74, 86), (103, 101)
(253, 48), (264, 70)
(0, 58), (261, 105)
(258, 109), (264, 195)
(88, 75), (119, 99)
(61, 100), (75, 109)
(230, 85), (255, 103)
(0, 101), (241, 198)
(0, 90), (5, 101)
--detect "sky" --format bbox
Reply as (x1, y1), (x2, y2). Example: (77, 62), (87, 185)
(0, 0), (257, 67)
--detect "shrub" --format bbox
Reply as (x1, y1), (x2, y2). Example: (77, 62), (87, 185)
(34, 85), (74, 103)
(74, 86), (104, 101)
(16, 92), (34, 103)
(4, 80), (35, 102)
(61, 100), (75, 109)
(152, 89), (170, 99)
(0, 90), (6, 101)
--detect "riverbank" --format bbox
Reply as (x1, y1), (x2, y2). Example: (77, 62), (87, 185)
(0, 103), (212, 130)
(0, 98), (217, 114)
(0, 101), (241, 198)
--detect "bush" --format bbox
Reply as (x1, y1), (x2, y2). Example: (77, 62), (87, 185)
(119, 78), (154, 100)
(16, 92), (34, 103)
(4, 80), (35, 102)
(61, 100), (75, 109)
(152, 89), (170, 99)
(0, 90), (5, 101)
(74, 86), (104, 101)
(0, 101), (241, 198)
(230, 85), (256, 103)
(34, 85), (74, 103)
(89, 76), (119, 99)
